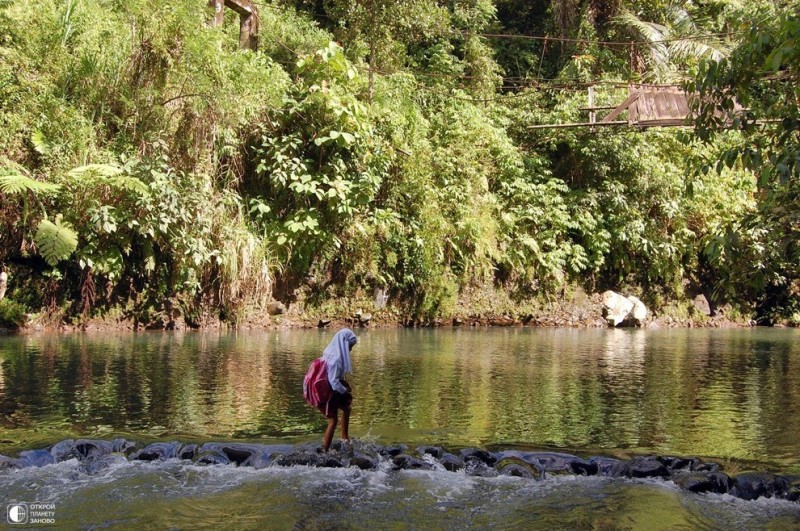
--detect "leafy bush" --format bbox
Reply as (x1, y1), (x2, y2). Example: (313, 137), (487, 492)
(0, 299), (26, 328)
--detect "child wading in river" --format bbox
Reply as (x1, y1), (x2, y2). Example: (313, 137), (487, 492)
(305, 328), (357, 452)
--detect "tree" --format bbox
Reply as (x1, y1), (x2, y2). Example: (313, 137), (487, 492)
(688, 2), (800, 320)
(615, 3), (730, 81)
(322, 0), (450, 100)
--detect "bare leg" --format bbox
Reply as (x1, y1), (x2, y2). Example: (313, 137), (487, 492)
(341, 406), (351, 442)
(323, 416), (337, 452)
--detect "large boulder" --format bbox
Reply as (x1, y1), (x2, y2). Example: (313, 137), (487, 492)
(601, 291), (648, 327)
(730, 472), (790, 501)
(693, 294), (712, 316)
(0, 270), (7, 300)
(672, 471), (733, 494)
(439, 453), (465, 472)
(627, 296), (648, 326)
(602, 291), (634, 326)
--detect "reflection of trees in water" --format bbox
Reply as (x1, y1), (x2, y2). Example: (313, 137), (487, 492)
(0, 330), (799, 467)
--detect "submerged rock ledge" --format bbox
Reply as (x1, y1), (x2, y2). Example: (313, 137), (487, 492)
(1, 439), (798, 503)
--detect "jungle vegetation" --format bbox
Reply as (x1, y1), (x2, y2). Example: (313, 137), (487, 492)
(0, 0), (797, 327)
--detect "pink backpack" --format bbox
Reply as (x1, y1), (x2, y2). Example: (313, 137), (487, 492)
(303, 358), (332, 409)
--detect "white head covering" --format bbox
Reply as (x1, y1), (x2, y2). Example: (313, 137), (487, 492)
(322, 328), (357, 375)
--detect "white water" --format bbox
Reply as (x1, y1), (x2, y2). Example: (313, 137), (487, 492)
(2, 456), (799, 529)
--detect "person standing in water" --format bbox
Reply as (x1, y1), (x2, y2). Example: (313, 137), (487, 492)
(319, 328), (357, 452)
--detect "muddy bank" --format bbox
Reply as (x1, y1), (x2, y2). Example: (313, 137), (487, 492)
(3, 286), (758, 334)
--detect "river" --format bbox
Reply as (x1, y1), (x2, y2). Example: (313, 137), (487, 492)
(1, 328), (799, 528)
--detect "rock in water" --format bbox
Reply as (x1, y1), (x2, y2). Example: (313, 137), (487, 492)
(439, 453), (465, 472)
(393, 454), (432, 471)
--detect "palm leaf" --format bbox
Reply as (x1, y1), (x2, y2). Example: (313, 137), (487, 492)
(669, 39), (727, 63)
(615, 11), (672, 80)
(35, 218), (78, 266)
(0, 174), (61, 195)
(31, 130), (52, 155)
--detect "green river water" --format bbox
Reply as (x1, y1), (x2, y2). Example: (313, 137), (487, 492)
(1, 328), (799, 529)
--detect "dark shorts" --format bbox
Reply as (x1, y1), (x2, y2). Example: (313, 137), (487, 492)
(319, 381), (352, 419)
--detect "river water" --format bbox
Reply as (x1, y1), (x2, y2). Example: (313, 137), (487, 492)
(1, 328), (799, 528)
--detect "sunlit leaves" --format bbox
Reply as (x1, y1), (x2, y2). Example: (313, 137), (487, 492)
(35, 216), (78, 266)
(0, 174), (60, 195)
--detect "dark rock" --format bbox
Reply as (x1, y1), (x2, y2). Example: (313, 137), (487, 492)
(275, 450), (343, 468)
(459, 448), (498, 466)
(417, 446), (444, 459)
(628, 457), (669, 478)
(499, 463), (535, 478)
(179, 444), (198, 460)
(329, 440), (353, 455)
(194, 452), (231, 466)
(82, 455), (123, 475)
(131, 442), (182, 461)
(439, 453), (465, 472)
(785, 477), (800, 502)
(348, 453), (377, 470)
(694, 462), (721, 473)
(393, 454), (432, 471)
(222, 443), (268, 466)
(380, 444), (408, 457)
(731, 472), (790, 501)
(318, 319), (331, 328)
(589, 456), (628, 477)
(569, 458), (599, 476)
(75, 439), (113, 461)
(499, 451), (595, 476)
(112, 438), (139, 456)
(275, 452), (319, 467)
(248, 445), (292, 469)
(50, 439), (77, 462)
(0, 455), (21, 469)
(659, 456), (702, 472)
(319, 455), (344, 468)
(465, 459), (498, 478)
(494, 457), (544, 479)
(19, 449), (55, 467)
(197, 443), (270, 467)
(672, 472), (733, 494)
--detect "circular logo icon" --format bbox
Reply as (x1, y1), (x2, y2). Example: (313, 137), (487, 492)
(7, 504), (28, 524)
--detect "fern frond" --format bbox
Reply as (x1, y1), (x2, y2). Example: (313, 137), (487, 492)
(68, 164), (150, 195)
(35, 218), (78, 266)
(0, 174), (61, 195)
(68, 164), (124, 178)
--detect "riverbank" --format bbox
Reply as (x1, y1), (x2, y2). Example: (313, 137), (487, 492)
(2, 285), (760, 333)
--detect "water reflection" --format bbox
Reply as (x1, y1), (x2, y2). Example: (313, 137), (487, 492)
(1, 328), (799, 472)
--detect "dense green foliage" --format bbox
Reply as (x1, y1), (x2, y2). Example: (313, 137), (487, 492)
(0, 0), (796, 325)
(688, 4), (800, 322)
